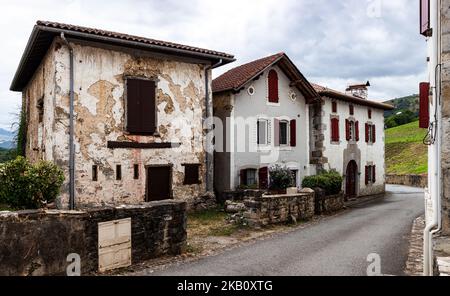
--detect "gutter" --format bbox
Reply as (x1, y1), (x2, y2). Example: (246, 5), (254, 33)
(204, 59), (223, 193)
(424, 0), (442, 276)
(60, 33), (76, 210)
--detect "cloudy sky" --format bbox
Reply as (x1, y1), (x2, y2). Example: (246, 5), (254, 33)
(0, 0), (426, 130)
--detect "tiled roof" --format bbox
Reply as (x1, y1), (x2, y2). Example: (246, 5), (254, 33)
(312, 83), (394, 110)
(212, 53), (285, 93)
(36, 21), (234, 59)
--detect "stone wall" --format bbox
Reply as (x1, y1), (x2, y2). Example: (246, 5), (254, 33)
(314, 188), (345, 215)
(243, 191), (315, 227)
(0, 200), (186, 276)
(386, 174), (428, 188)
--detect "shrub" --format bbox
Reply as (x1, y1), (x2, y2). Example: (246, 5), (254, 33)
(269, 165), (295, 191)
(302, 170), (343, 196)
(0, 156), (65, 209)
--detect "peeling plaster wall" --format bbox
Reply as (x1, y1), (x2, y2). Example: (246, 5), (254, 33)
(25, 38), (209, 209)
(321, 97), (386, 197)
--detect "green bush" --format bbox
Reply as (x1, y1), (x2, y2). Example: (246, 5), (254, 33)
(302, 170), (343, 196)
(269, 165), (295, 191)
(0, 156), (65, 210)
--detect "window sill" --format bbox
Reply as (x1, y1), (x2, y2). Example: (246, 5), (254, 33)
(330, 141), (341, 145)
(266, 102), (281, 107)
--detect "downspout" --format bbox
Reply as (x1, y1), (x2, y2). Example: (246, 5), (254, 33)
(424, 0), (442, 276)
(205, 59), (223, 193)
(60, 33), (76, 210)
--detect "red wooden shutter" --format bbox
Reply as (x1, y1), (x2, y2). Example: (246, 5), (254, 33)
(365, 123), (369, 143)
(372, 166), (376, 183)
(331, 118), (339, 142)
(365, 166), (369, 185)
(419, 82), (430, 129)
(335, 118), (340, 141)
(268, 70), (279, 103)
(126, 79), (141, 133)
(332, 102), (337, 113)
(345, 119), (350, 141)
(355, 121), (360, 142)
(259, 167), (269, 189)
(274, 119), (280, 146)
(420, 0), (431, 36)
(372, 124), (377, 143)
(290, 120), (297, 147)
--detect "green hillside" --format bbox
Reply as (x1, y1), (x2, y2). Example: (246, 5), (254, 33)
(384, 94), (419, 118)
(385, 121), (428, 175)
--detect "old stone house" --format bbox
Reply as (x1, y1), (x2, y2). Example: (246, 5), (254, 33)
(212, 53), (319, 193)
(212, 53), (393, 199)
(9, 21), (234, 209)
(312, 83), (393, 198)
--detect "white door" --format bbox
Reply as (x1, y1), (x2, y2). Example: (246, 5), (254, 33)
(98, 218), (132, 272)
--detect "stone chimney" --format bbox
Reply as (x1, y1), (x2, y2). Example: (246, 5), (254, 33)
(346, 81), (370, 99)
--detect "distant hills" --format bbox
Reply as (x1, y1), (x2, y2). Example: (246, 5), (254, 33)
(383, 94), (420, 129)
(0, 128), (15, 149)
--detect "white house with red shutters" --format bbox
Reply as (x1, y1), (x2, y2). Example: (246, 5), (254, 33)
(212, 53), (393, 198)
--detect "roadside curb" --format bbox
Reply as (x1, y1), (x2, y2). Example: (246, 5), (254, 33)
(344, 193), (385, 208)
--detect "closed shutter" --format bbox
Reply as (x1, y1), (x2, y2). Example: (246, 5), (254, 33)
(365, 166), (369, 185)
(332, 102), (337, 113)
(274, 119), (280, 146)
(355, 121), (360, 142)
(365, 123), (369, 143)
(372, 166), (376, 183)
(259, 167), (269, 189)
(419, 82), (430, 129)
(420, 0), (431, 36)
(349, 105), (354, 115)
(372, 125), (376, 143)
(184, 164), (200, 185)
(345, 119), (350, 141)
(331, 118), (339, 142)
(126, 79), (156, 134)
(290, 119), (297, 147)
(268, 70), (279, 103)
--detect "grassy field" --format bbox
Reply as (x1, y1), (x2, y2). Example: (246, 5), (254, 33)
(385, 121), (428, 175)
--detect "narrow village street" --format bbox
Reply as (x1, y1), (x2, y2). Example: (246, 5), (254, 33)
(135, 185), (424, 276)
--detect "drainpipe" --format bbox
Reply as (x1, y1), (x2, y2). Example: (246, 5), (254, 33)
(424, 0), (442, 276)
(205, 59), (222, 193)
(60, 33), (76, 210)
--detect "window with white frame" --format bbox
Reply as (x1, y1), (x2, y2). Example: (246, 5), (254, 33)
(257, 119), (269, 145)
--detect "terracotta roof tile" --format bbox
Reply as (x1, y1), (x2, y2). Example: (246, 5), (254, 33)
(212, 53), (284, 93)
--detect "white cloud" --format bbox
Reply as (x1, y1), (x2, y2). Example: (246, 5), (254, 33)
(0, 0), (426, 130)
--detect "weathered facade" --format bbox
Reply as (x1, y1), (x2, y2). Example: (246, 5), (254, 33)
(10, 21), (234, 209)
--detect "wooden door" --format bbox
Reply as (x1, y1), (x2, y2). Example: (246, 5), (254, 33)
(147, 166), (172, 201)
(98, 218), (132, 272)
(346, 161), (357, 199)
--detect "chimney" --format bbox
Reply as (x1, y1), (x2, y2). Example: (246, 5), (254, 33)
(346, 81), (370, 99)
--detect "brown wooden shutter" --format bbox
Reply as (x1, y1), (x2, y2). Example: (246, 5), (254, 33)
(184, 164), (200, 185)
(268, 70), (279, 103)
(349, 105), (354, 115)
(365, 123), (369, 143)
(372, 124), (377, 143)
(126, 79), (141, 133)
(368, 109), (372, 119)
(365, 166), (369, 185)
(290, 120), (297, 147)
(419, 82), (430, 129)
(345, 119), (350, 141)
(332, 101), (337, 113)
(140, 80), (156, 134)
(274, 119), (280, 146)
(259, 167), (269, 189)
(372, 166), (376, 183)
(355, 121), (360, 142)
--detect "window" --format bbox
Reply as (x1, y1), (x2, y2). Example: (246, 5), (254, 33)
(240, 169), (257, 187)
(346, 119), (359, 141)
(126, 78), (157, 135)
(368, 109), (372, 119)
(331, 118), (340, 142)
(279, 121), (289, 146)
(258, 167), (269, 189)
(37, 97), (44, 123)
(349, 104), (354, 115)
(268, 70), (279, 103)
(134, 164), (140, 180)
(248, 86), (255, 96)
(257, 119), (269, 145)
(365, 165), (376, 185)
(365, 123), (376, 143)
(332, 101), (337, 113)
(116, 165), (122, 181)
(184, 164), (200, 185)
(290, 170), (298, 187)
(92, 165), (98, 181)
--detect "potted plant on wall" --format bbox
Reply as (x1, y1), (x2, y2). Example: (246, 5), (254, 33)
(268, 165), (295, 195)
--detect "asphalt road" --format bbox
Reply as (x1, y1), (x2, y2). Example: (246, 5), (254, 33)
(146, 185), (424, 276)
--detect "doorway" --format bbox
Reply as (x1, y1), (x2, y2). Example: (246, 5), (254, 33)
(146, 165), (172, 202)
(345, 160), (358, 199)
